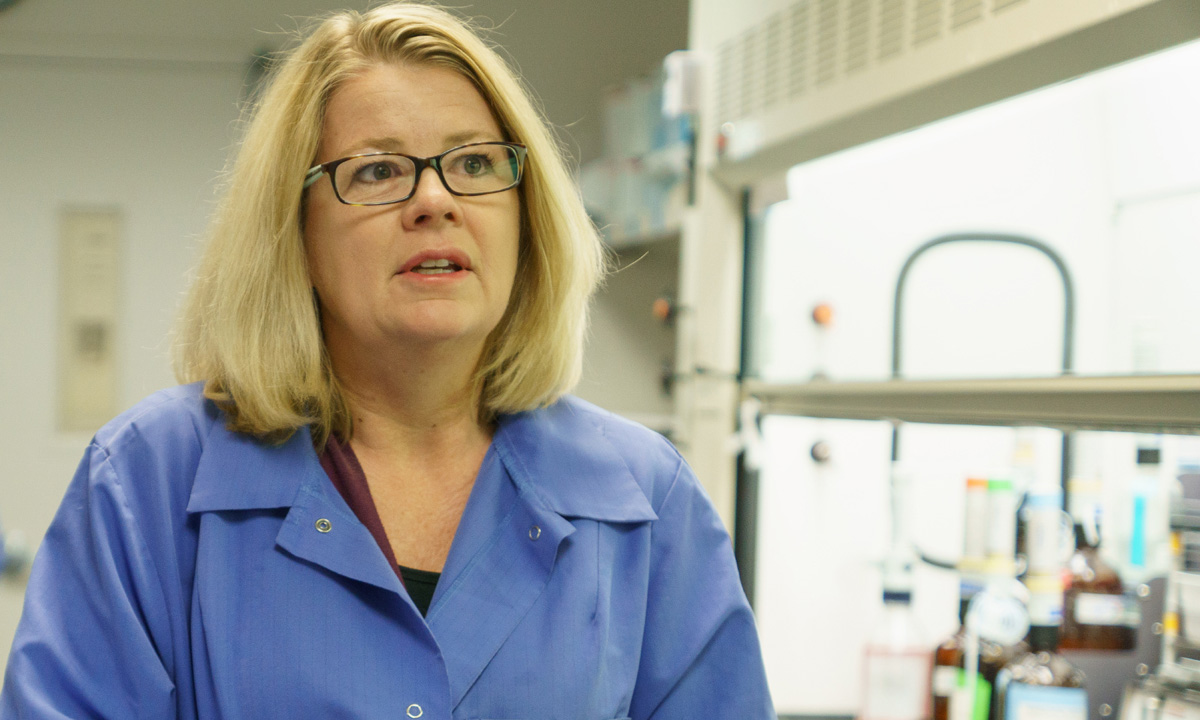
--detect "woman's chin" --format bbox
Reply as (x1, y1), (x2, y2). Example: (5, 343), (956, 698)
(384, 317), (493, 350)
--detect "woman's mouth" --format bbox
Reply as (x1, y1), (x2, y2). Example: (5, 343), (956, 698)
(408, 258), (464, 275)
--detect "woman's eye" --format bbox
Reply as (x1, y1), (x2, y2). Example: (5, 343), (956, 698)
(456, 154), (493, 175)
(352, 160), (404, 183)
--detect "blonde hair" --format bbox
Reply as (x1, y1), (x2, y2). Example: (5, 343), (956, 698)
(173, 2), (604, 445)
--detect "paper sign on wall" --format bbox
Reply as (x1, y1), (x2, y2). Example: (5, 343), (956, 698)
(57, 208), (121, 432)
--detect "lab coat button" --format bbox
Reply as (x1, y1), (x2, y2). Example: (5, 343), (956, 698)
(406, 703), (423, 718)
(529, 525), (541, 541)
(315, 518), (332, 533)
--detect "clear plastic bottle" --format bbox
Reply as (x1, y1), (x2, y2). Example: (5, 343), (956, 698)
(862, 589), (932, 720)
(963, 477), (990, 568)
(1022, 482), (1066, 577)
(986, 477), (1018, 576)
(998, 495), (1088, 720)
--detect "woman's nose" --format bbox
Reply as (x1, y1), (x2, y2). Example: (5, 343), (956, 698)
(403, 166), (459, 226)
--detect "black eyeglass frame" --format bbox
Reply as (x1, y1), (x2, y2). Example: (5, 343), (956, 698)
(303, 141), (528, 206)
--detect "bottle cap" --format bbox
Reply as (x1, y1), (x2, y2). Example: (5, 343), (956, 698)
(1024, 487), (1062, 508)
(1027, 624), (1061, 652)
(959, 578), (986, 598)
(966, 477), (989, 490)
(883, 589), (912, 604)
(1137, 447), (1162, 465)
(1073, 522), (1092, 550)
(989, 478), (1014, 492)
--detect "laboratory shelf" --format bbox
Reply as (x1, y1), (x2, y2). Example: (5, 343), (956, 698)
(1158, 661), (1200, 689)
(742, 374), (1200, 434)
(1171, 500), (1200, 532)
(1169, 638), (1200, 656)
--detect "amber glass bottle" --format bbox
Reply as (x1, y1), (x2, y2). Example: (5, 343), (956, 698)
(995, 626), (1087, 720)
(932, 597), (994, 720)
(1060, 523), (1137, 650)
(931, 583), (1026, 720)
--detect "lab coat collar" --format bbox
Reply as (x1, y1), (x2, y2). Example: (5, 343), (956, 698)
(186, 420), (316, 514)
(492, 397), (658, 524)
(186, 396), (659, 524)
(187, 418), (405, 595)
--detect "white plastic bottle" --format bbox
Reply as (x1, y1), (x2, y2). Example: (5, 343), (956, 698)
(1127, 440), (1170, 585)
(861, 587), (932, 720)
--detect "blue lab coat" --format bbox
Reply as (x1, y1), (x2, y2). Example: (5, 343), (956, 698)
(1, 383), (774, 719)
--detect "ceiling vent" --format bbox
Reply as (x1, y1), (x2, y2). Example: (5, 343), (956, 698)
(715, 0), (1034, 127)
(701, 0), (1197, 184)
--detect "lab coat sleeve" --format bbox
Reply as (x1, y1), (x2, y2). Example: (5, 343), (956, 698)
(1, 442), (176, 719)
(629, 458), (776, 719)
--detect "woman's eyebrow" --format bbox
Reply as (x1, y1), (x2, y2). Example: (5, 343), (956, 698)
(341, 132), (500, 157)
(442, 130), (499, 147)
(351, 137), (405, 153)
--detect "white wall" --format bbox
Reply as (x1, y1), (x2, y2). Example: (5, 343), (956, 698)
(575, 238), (679, 431)
(0, 56), (246, 668)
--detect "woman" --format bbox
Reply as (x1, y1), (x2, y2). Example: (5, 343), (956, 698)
(1, 4), (774, 718)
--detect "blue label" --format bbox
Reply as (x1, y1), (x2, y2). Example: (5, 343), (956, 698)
(1131, 495), (1147, 567)
(1005, 683), (1087, 720)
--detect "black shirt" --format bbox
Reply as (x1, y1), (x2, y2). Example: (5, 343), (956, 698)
(398, 564), (440, 617)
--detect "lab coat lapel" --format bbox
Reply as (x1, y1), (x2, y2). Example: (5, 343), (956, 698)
(188, 422), (404, 596)
(274, 479), (406, 595)
(427, 447), (576, 708)
(428, 399), (658, 709)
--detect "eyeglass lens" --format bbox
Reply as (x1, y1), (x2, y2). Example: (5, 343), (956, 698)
(333, 144), (521, 204)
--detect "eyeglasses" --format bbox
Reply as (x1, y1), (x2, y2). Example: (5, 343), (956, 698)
(304, 141), (528, 206)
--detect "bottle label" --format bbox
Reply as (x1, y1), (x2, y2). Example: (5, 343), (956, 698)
(933, 667), (991, 720)
(1025, 505), (1067, 574)
(1073, 593), (1141, 627)
(1004, 683), (1087, 720)
(933, 665), (958, 696)
(861, 651), (930, 719)
(1025, 575), (1064, 627)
